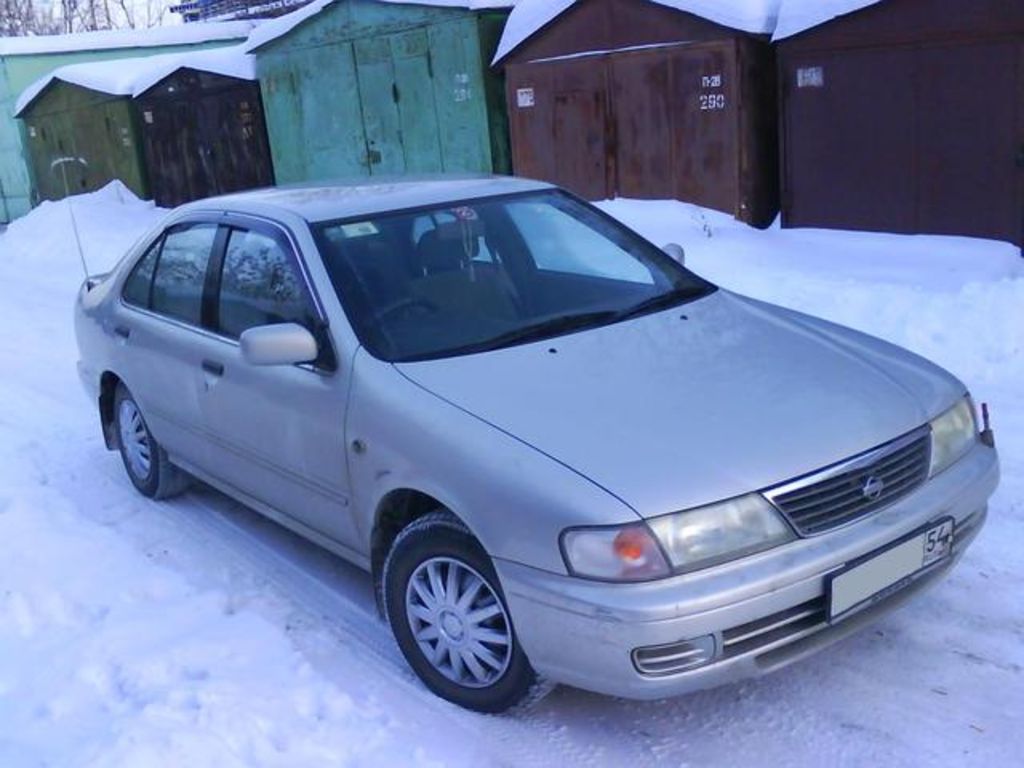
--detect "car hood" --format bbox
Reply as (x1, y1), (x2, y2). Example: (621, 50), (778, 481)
(395, 291), (963, 518)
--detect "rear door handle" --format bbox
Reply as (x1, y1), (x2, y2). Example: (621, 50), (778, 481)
(201, 359), (224, 377)
(114, 325), (131, 339)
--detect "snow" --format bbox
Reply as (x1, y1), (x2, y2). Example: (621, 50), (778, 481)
(493, 0), (882, 62)
(0, 185), (1022, 766)
(245, 0), (515, 54)
(0, 20), (258, 57)
(15, 45), (255, 117)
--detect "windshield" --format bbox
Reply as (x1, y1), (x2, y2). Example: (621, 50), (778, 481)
(312, 190), (715, 362)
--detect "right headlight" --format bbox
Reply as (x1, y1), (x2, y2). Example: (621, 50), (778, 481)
(928, 397), (978, 477)
(647, 493), (795, 574)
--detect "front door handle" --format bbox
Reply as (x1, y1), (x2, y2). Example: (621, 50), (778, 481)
(201, 359), (224, 377)
(113, 325), (131, 339)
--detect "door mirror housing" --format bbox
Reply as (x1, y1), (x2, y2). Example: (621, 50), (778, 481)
(662, 243), (686, 266)
(240, 323), (319, 366)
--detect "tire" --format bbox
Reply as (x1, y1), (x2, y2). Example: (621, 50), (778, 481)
(113, 384), (189, 500)
(383, 510), (537, 713)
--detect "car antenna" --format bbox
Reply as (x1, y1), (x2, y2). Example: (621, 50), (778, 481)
(54, 157), (91, 281)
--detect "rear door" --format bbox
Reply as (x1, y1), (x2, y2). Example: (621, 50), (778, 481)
(113, 219), (221, 467)
(188, 217), (357, 549)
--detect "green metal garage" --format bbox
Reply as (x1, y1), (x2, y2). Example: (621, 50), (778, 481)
(245, 0), (513, 184)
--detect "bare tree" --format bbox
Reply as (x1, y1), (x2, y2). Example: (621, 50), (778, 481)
(0, 0), (63, 35)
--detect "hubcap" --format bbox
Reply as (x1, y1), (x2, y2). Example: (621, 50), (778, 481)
(118, 399), (151, 479)
(405, 557), (513, 688)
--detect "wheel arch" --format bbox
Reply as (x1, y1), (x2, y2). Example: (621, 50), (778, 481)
(370, 488), (473, 606)
(99, 370), (124, 450)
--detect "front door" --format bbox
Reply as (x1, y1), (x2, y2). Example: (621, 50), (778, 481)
(189, 219), (357, 549)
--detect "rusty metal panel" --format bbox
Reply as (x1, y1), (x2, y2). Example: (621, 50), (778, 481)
(553, 88), (610, 200)
(500, 0), (779, 224)
(667, 43), (739, 215)
(781, 47), (917, 234)
(736, 37), (779, 227)
(506, 58), (612, 199)
(137, 71), (274, 208)
(505, 38), (778, 225)
(778, 0), (1024, 245)
(610, 52), (673, 199)
(781, 39), (1023, 245)
(914, 41), (1020, 243)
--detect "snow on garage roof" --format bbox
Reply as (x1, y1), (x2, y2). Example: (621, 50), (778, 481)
(244, 0), (516, 53)
(15, 45), (254, 117)
(492, 0), (882, 63)
(0, 19), (257, 57)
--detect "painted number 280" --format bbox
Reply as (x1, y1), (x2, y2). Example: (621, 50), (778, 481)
(700, 94), (726, 111)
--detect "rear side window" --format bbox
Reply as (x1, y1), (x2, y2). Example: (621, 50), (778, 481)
(217, 228), (315, 338)
(122, 239), (161, 307)
(150, 223), (218, 325)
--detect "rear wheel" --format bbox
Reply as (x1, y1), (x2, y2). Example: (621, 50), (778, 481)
(383, 511), (537, 712)
(114, 384), (189, 499)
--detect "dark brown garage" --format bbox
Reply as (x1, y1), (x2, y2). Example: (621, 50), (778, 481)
(778, 0), (1024, 246)
(496, 0), (779, 227)
(137, 69), (274, 208)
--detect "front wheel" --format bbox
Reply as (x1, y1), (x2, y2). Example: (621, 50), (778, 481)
(383, 511), (537, 713)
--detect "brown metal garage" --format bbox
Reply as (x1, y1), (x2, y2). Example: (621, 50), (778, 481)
(777, 0), (1024, 246)
(496, 0), (779, 228)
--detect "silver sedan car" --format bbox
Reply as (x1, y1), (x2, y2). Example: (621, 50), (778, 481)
(75, 177), (1000, 712)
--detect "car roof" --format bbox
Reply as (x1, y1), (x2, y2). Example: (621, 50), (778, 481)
(179, 175), (556, 224)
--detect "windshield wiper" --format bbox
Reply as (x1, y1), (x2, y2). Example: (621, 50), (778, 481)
(436, 310), (620, 357)
(612, 286), (708, 322)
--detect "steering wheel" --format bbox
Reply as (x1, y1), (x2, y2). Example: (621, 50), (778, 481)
(375, 296), (438, 323)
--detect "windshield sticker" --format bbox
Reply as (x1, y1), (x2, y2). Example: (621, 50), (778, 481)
(340, 221), (380, 238)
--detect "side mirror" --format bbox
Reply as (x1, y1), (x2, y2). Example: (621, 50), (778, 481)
(662, 243), (686, 266)
(240, 323), (318, 366)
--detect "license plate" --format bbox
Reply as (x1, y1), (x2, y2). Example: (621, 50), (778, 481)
(827, 517), (955, 622)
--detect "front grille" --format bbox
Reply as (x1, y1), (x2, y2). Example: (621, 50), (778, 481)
(721, 598), (826, 659)
(765, 427), (931, 535)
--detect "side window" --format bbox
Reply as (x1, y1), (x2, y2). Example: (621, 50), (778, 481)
(150, 223), (218, 325)
(122, 238), (162, 308)
(506, 201), (654, 284)
(217, 228), (316, 339)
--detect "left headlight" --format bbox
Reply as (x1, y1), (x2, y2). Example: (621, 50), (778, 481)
(648, 493), (795, 574)
(929, 397), (978, 477)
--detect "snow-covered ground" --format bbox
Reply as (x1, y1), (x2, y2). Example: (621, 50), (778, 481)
(0, 184), (1021, 767)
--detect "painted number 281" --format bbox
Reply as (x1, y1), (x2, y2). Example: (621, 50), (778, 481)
(700, 94), (726, 111)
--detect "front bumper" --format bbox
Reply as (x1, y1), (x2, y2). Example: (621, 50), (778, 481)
(496, 441), (999, 699)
